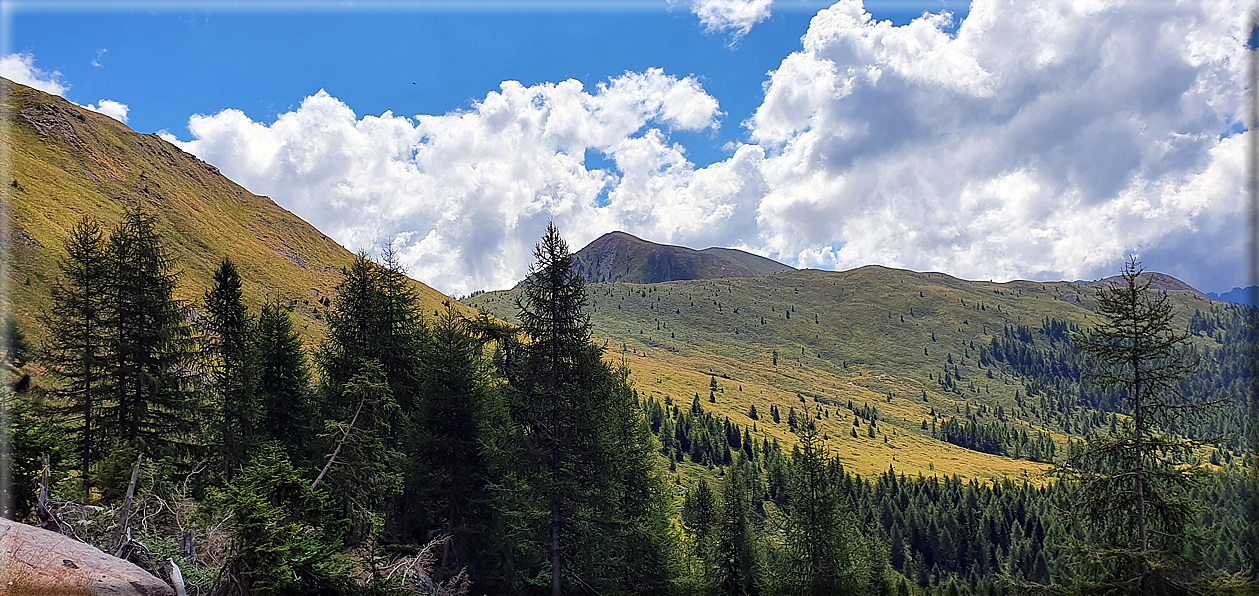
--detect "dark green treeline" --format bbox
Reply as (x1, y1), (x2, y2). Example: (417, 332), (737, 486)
(5, 212), (1255, 595)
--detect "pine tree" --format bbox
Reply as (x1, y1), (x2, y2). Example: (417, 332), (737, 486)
(1055, 259), (1218, 595)
(203, 257), (256, 480)
(40, 217), (110, 501)
(101, 207), (198, 459)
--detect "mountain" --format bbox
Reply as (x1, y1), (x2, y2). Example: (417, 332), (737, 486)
(1208, 286), (1257, 306)
(465, 264), (1242, 481)
(560, 230), (793, 286)
(1, 77), (470, 346)
(1084, 272), (1210, 300)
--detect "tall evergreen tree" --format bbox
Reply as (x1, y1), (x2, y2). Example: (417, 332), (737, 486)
(321, 248), (425, 413)
(40, 217), (110, 501)
(312, 361), (403, 545)
(513, 222), (596, 596)
(1057, 259), (1217, 595)
(101, 207), (198, 457)
(254, 299), (313, 457)
(581, 362), (675, 591)
(775, 414), (873, 596)
(714, 459), (760, 596)
(203, 257), (256, 480)
(410, 306), (502, 582)
(2, 316), (30, 369)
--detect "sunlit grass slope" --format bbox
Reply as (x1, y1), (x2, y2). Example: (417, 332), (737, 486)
(465, 266), (1219, 482)
(2, 78), (473, 348)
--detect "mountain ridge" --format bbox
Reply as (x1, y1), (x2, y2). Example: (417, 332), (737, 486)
(466, 262), (1235, 481)
(551, 230), (793, 287)
(2, 77), (472, 346)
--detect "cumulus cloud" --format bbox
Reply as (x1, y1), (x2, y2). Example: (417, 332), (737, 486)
(85, 99), (129, 123)
(742, 0), (1249, 292)
(0, 52), (68, 96)
(171, 68), (744, 296)
(691, 0), (775, 39)
(170, 0), (1250, 295)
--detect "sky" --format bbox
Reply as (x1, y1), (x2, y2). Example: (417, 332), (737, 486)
(3, 0), (1251, 297)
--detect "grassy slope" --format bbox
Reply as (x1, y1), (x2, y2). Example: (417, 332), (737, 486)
(2, 78), (473, 349)
(465, 265), (1222, 482)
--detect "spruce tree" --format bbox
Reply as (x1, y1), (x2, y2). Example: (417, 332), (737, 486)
(775, 414), (871, 595)
(312, 361), (403, 545)
(412, 306), (503, 583)
(254, 299), (313, 457)
(714, 459), (759, 595)
(2, 316), (29, 368)
(203, 257), (256, 480)
(320, 249), (424, 426)
(41, 217), (111, 501)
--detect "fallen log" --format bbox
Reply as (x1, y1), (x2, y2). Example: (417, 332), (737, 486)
(0, 516), (174, 596)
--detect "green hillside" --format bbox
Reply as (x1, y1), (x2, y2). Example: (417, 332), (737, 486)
(1, 78), (471, 348)
(466, 265), (1244, 481)
(560, 230), (793, 285)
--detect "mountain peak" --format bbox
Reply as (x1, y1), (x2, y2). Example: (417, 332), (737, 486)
(569, 231), (793, 285)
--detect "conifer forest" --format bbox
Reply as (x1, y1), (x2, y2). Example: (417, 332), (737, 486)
(3, 211), (1256, 596)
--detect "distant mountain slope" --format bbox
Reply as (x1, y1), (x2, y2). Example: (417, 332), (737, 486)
(466, 264), (1236, 481)
(560, 231), (793, 286)
(1208, 286), (1257, 306)
(1, 78), (471, 345)
(1083, 272), (1210, 301)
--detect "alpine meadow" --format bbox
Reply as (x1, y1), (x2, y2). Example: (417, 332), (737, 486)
(2, 2), (1257, 594)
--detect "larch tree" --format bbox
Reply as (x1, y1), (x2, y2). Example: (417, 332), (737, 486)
(41, 216), (111, 501)
(513, 222), (595, 596)
(1058, 258), (1218, 595)
(101, 207), (198, 458)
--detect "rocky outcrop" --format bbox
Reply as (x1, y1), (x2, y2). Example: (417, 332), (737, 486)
(0, 517), (174, 596)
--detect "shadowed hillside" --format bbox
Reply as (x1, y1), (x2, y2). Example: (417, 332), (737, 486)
(553, 230), (793, 286)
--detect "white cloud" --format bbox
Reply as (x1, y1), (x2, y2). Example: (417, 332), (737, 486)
(169, 0), (1250, 296)
(692, 0), (774, 39)
(172, 68), (734, 296)
(0, 52), (68, 96)
(741, 0), (1249, 293)
(85, 99), (129, 123)
(1, 52), (132, 125)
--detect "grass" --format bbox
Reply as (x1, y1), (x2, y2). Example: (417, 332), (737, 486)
(464, 266), (1222, 483)
(2, 78), (476, 352)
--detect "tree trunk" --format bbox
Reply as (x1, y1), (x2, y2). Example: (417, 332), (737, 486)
(112, 453), (143, 557)
(312, 394), (365, 491)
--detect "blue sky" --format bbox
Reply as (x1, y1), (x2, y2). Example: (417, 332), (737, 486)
(3, 0), (1248, 296)
(9, 2), (965, 167)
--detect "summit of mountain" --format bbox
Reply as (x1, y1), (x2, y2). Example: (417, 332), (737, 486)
(561, 230), (794, 286)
